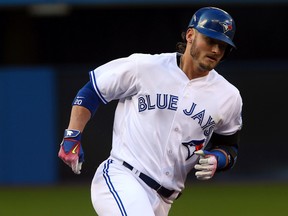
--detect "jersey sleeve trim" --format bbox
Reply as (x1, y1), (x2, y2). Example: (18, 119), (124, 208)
(89, 70), (108, 104)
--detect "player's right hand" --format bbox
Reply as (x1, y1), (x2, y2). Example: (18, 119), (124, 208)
(194, 150), (217, 180)
(58, 129), (84, 174)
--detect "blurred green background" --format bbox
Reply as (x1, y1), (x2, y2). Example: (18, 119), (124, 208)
(1, 0), (288, 215)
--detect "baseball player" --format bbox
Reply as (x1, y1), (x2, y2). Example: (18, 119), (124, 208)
(58, 7), (243, 216)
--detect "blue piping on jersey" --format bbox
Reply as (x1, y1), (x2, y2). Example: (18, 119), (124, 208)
(89, 71), (108, 104)
(103, 159), (127, 216)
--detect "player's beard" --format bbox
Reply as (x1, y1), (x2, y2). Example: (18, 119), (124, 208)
(190, 38), (219, 72)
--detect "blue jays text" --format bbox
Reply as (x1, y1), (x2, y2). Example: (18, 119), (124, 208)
(138, 94), (216, 137)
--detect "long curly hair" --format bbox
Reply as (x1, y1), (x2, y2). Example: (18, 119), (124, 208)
(175, 31), (187, 54)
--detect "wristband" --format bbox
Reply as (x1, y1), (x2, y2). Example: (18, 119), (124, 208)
(64, 129), (81, 139)
(209, 149), (228, 169)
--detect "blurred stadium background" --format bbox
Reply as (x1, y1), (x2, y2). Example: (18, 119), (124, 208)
(1, 0), (288, 215)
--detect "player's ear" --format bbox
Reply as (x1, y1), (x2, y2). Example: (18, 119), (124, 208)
(186, 28), (195, 43)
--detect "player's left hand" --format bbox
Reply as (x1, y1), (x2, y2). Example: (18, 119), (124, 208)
(58, 129), (84, 174)
(194, 150), (217, 180)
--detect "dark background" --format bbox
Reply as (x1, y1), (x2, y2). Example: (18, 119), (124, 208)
(1, 2), (288, 184)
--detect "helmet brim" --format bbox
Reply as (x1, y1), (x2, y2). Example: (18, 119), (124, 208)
(195, 27), (236, 49)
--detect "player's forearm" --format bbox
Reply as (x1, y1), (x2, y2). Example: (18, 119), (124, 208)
(67, 105), (91, 132)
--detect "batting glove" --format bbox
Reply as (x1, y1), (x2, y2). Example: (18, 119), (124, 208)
(58, 129), (84, 174)
(194, 150), (217, 180)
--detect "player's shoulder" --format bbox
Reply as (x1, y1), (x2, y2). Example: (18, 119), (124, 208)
(129, 52), (176, 64)
(211, 69), (240, 94)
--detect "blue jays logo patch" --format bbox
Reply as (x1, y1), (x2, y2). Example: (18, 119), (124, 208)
(182, 139), (205, 160)
(219, 22), (233, 33)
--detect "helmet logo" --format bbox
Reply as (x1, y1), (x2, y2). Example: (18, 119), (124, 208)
(219, 22), (233, 33)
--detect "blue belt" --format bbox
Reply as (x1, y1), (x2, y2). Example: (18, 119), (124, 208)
(123, 161), (180, 199)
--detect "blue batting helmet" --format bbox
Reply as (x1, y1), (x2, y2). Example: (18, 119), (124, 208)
(188, 7), (236, 48)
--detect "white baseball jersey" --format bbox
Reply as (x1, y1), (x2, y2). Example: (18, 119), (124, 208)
(89, 52), (242, 213)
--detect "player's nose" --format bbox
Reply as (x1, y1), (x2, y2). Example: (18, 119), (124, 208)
(211, 44), (220, 54)
(211, 43), (226, 55)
